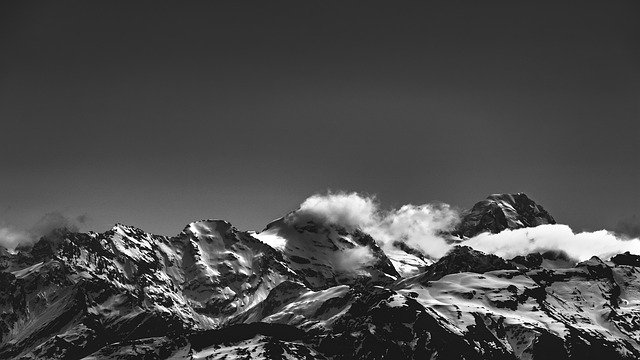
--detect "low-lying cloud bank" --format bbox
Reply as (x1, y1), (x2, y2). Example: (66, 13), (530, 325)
(465, 224), (640, 262)
(291, 191), (640, 264)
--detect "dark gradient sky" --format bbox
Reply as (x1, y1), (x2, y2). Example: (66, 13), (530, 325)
(1, 1), (639, 236)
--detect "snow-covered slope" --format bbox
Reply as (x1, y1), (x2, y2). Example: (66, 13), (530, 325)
(254, 216), (399, 289)
(383, 242), (433, 277)
(1, 193), (640, 359)
(0, 221), (299, 359)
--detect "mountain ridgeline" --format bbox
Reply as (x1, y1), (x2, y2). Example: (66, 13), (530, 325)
(1, 193), (640, 359)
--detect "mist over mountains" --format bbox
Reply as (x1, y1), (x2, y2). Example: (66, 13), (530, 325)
(1, 192), (640, 359)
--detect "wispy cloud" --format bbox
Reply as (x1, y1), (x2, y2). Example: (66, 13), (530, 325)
(0, 211), (87, 250)
(0, 226), (31, 250)
(289, 191), (460, 260)
(465, 224), (640, 262)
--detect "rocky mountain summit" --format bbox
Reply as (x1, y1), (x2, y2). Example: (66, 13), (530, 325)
(1, 193), (639, 359)
(454, 193), (556, 238)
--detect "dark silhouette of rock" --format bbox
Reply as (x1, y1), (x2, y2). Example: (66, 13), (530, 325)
(511, 253), (544, 268)
(454, 193), (556, 238)
(611, 252), (640, 267)
(406, 246), (516, 284)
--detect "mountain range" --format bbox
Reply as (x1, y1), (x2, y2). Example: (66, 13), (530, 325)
(1, 193), (639, 359)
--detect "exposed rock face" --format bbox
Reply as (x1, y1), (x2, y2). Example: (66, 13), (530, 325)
(511, 253), (544, 269)
(400, 245), (516, 285)
(454, 193), (556, 238)
(611, 252), (640, 267)
(510, 251), (579, 270)
(2, 196), (640, 359)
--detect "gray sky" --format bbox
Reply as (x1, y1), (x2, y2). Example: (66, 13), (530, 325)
(1, 1), (639, 236)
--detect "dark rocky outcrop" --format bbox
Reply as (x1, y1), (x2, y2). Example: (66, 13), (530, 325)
(511, 253), (544, 269)
(402, 246), (516, 285)
(454, 193), (556, 238)
(611, 252), (640, 267)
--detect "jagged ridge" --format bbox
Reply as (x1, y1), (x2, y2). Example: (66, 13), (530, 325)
(1, 193), (640, 359)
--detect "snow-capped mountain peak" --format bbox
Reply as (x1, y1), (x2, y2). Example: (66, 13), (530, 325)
(2, 194), (640, 359)
(454, 192), (556, 238)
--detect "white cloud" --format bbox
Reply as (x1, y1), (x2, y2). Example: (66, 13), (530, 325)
(289, 191), (460, 259)
(366, 203), (458, 259)
(464, 224), (640, 262)
(290, 192), (378, 231)
(289, 192), (640, 263)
